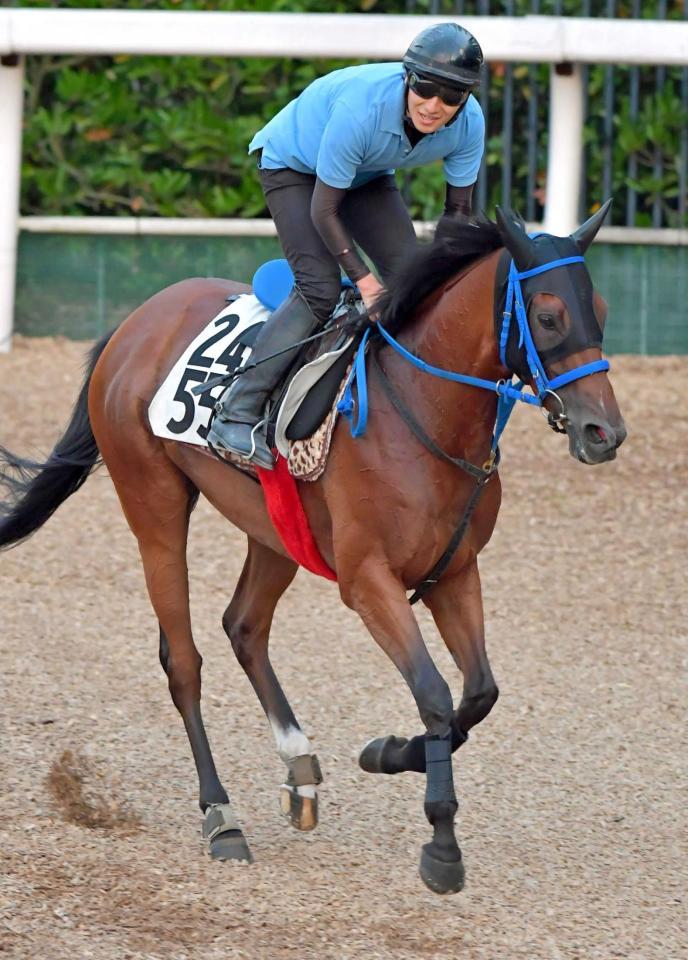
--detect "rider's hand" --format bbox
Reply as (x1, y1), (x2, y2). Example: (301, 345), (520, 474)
(356, 273), (385, 321)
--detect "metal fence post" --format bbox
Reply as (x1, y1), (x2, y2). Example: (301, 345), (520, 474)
(544, 62), (584, 236)
(0, 55), (24, 354)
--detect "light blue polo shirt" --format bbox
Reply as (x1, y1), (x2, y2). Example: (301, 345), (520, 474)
(249, 62), (484, 190)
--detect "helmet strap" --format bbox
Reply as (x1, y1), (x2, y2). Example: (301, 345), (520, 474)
(444, 99), (468, 126)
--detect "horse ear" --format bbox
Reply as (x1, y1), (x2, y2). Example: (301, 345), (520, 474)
(571, 199), (613, 253)
(495, 206), (533, 269)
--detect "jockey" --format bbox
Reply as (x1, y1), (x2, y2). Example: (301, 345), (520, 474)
(208, 22), (485, 468)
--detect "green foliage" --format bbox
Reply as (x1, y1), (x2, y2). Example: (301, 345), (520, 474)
(18, 0), (688, 226)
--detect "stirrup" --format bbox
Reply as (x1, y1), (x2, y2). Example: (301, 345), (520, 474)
(240, 418), (274, 468)
(208, 416), (275, 469)
(246, 419), (269, 462)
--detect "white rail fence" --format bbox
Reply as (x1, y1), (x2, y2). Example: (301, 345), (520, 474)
(2, 9), (688, 351)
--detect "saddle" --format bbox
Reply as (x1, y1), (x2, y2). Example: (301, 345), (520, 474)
(246, 259), (366, 453)
(150, 259), (366, 480)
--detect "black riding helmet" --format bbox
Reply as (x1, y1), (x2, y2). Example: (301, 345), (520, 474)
(403, 23), (483, 89)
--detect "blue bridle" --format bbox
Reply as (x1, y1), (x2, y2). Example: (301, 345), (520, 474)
(339, 250), (610, 460)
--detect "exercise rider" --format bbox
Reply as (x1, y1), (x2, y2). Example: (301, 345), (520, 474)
(208, 22), (485, 468)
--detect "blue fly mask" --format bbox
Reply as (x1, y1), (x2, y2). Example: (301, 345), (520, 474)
(494, 202), (612, 426)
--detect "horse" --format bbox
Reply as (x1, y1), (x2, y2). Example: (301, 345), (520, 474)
(0, 205), (626, 895)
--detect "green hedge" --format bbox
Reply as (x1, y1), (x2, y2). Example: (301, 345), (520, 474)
(18, 0), (688, 226)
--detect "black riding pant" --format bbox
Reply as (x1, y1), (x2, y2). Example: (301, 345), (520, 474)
(258, 166), (418, 324)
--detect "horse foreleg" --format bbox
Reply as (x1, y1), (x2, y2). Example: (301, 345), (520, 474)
(222, 537), (322, 832)
(360, 560), (499, 776)
(341, 559), (463, 894)
(430, 560), (500, 740)
(108, 456), (251, 863)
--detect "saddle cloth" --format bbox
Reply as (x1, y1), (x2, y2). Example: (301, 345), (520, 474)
(148, 259), (356, 478)
(147, 260), (360, 582)
(148, 294), (267, 449)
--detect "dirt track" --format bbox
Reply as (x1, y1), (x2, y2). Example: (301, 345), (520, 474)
(0, 337), (686, 960)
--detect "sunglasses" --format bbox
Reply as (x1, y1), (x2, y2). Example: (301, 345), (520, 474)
(407, 72), (471, 108)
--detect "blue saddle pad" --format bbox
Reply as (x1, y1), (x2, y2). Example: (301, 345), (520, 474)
(252, 258), (355, 313)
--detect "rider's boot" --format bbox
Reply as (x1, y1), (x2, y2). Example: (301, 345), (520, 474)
(207, 289), (320, 469)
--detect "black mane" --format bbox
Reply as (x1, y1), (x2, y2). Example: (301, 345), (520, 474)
(376, 217), (503, 336)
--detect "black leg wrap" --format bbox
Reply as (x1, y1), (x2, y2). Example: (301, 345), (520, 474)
(419, 733), (463, 894)
(451, 721), (469, 752)
(424, 734), (456, 805)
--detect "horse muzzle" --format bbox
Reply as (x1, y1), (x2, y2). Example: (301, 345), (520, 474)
(565, 414), (627, 464)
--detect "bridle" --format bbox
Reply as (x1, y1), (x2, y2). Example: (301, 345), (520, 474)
(498, 246), (609, 435)
(338, 246), (610, 603)
(341, 248), (609, 452)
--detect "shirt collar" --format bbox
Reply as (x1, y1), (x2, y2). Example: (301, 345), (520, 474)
(380, 74), (407, 136)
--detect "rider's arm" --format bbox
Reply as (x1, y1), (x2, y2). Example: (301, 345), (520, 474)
(310, 178), (369, 282)
(436, 99), (484, 241)
(435, 183), (475, 240)
(312, 103), (386, 308)
(311, 178), (384, 310)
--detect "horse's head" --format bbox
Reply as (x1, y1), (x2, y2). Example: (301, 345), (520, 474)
(495, 203), (626, 464)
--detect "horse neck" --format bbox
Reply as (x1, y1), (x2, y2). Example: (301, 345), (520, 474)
(386, 250), (505, 462)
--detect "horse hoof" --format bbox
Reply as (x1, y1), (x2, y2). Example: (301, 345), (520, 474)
(418, 845), (465, 895)
(280, 784), (318, 831)
(359, 735), (407, 774)
(202, 803), (253, 863)
(210, 830), (253, 863)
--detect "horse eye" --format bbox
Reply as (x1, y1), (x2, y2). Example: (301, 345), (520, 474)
(539, 313), (556, 330)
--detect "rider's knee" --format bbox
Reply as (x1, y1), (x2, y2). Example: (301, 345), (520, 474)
(297, 277), (342, 324)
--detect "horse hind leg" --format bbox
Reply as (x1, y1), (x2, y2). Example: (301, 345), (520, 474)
(108, 455), (251, 862)
(223, 537), (322, 831)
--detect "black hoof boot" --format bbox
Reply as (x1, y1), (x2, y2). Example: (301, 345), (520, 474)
(210, 829), (253, 863)
(203, 803), (253, 863)
(419, 844), (465, 895)
(359, 735), (408, 774)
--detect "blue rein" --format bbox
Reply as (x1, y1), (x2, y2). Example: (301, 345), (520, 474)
(338, 251), (610, 458)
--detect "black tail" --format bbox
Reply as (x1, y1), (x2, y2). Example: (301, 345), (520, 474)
(0, 330), (117, 550)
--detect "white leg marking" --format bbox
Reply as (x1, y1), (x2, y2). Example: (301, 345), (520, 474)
(268, 716), (317, 798)
(268, 716), (312, 763)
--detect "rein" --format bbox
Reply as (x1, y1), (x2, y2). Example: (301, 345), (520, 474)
(338, 249), (611, 604)
(368, 349), (497, 604)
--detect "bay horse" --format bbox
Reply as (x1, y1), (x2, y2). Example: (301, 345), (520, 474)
(0, 206), (626, 894)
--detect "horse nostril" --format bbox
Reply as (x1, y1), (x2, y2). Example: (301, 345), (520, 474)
(584, 424), (608, 446)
